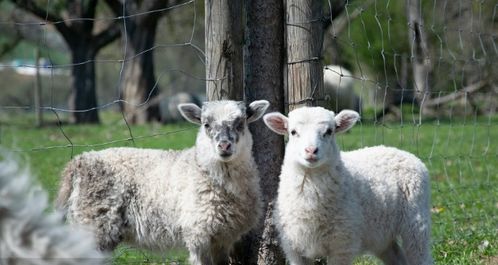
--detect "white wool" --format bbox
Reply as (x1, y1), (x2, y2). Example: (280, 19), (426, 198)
(0, 151), (105, 265)
(264, 107), (432, 265)
(57, 100), (269, 265)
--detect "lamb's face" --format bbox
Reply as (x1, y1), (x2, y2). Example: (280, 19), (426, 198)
(286, 108), (336, 168)
(178, 100), (269, 162)
(201, 102), (248, 162)
(263, 107), (360, 169)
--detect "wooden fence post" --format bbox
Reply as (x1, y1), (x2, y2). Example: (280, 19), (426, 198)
(286, 0), (324, 111)
(205, 0), (244, 101)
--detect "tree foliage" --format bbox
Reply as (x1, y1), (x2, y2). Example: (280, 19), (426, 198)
(338, 0), (408, 82)
(9, 0), (121, 123)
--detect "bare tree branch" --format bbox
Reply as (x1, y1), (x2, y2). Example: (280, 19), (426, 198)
(8, 9), (68, 51)
(10, 0), (61, 23)
(0, 37), (21, 58)
(92, 21), (121, 51)
(424, 81), (488, 107)
(103, 0), (124, 16)
(83, 0), (98, 19)
(323, 0), (347, 30)
(10, 0), (72, 40)
(105, 0), (188, 26)
(137, 0), (173, 25)
(326, 0), (375, 36)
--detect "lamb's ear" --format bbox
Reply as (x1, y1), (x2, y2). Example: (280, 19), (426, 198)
(263, 112), (288, 135)
(178, 103), (202, 125)
(334, 110), (360, 134)
(247, 100), (270, 123)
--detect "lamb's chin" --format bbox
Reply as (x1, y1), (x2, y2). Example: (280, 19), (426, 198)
(217, 155), (235, 162)
(298, 158), (324, 169)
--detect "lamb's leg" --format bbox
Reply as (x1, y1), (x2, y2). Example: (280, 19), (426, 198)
(68, 205), (125, 251)
(211, 244), (229, 265)
(188, 245), (213, 265)
(400, 215), (433, 265)
(283, 248), (313, 265)
(66, 188), (126, 251)
(378, 241), (408, 265)
(213, 253), (229, 265)
(65, 158), (129, 251)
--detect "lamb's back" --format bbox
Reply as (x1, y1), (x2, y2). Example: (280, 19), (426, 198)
(341, 145), (428, 195)
(92, 147), (180, 178)
(65, 147), (191, 249)
(340, 145), (429, 251)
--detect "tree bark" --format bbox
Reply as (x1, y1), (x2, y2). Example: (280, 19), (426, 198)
(286, 0), (324, 111)
(241, 0), (286, 264)
(106, 0), (179, 124)
(11, 0), (120, 124)
(406, 0), (431, 110)
(205, 0), (244, 101)
(68, 42), (99, 123)
(121, 20), (161, 124)
(34, 48), (43, 127)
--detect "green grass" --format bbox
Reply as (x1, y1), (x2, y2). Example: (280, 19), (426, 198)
(0, 111), (497, 264)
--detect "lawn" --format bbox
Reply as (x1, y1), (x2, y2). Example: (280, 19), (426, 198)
(0, 111), (496, 264)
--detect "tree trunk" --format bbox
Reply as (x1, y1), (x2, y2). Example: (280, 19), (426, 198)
(286, 0), (324, 111)
(406, 0), (431, 112)
(240, 0), (286, 264)
(205, 0), (244, 101)
(34, 48), (43, 127)
(122, 20), (161, 124)
(68, 43), (99, 124)
(10, 0), (120, 125)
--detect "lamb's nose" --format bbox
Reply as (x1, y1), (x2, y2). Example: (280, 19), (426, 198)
(304, 146), (318, 155)
(218, 141), (231, 151)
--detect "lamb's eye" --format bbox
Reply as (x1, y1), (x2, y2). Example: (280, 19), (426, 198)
(236, 121), (244, 131)
(290, 130), (297, 136)
(204, 123), (210, 129)
(325, 128), (333, 136)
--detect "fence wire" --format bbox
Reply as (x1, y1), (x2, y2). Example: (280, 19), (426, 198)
(0, 0), (496, 264)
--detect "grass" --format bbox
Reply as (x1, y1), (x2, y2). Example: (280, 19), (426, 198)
(0, 110), (497, 264)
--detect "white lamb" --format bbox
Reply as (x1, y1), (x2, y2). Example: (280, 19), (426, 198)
(0, 151), (105, 265)
(56, 100), (270, 265)
(263, 107), (432, 265)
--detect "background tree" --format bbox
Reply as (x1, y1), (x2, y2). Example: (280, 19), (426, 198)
(2, 9), (68, 53)
(10, 0), (120, 123)
(242, 0), (286, 264)
(105, 0), (185, 124)
(422, 0), (496, 114)
(202, 0), (285, 264)
(321, 0), (346, 66)
(333, 0), (497, 119)
(322, 0), (375, 67)
(406, 0), (432, 117)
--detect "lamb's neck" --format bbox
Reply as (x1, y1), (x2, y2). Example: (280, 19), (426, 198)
(195, 147), (255, 186)
(284, 155), (346, 186)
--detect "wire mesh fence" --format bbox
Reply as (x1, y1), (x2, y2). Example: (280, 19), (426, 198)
(0, 0), (496, 264)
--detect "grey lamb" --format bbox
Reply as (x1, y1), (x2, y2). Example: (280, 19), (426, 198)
(56, 100), (269, 265)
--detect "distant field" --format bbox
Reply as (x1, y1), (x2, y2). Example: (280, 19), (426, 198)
(0, 111), (496, 264)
